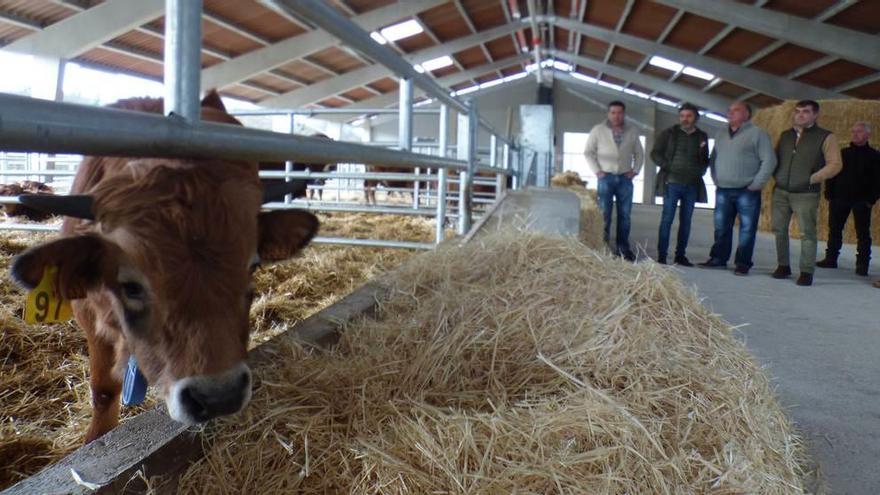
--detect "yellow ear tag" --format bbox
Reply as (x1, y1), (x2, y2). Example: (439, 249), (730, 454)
(25, 266), (73, 324)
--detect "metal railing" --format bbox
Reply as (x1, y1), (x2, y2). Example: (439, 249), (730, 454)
(0, 0), (526, 250)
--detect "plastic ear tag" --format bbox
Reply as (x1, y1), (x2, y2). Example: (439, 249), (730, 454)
(122, 355), (148, 406)
(24, 266), (73, 324)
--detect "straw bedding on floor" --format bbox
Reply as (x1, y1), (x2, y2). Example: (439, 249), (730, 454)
(175, 230), (808, 494)
(0, 212), (437, 489)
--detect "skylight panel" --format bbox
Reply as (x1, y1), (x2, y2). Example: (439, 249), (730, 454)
(649, 56), (684, 73)
(419, 55), (454, 72)
(682, 66), (715, 81)
(380, 19), (424, 42)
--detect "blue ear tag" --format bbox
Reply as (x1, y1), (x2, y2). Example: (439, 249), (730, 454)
(122, 355), (148, 406)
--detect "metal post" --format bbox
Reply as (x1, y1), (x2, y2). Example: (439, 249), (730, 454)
(435, 104), (449, 244)
(502, 143), (511, 190)
(457, 99), (478, 235)
(164, 0), (202, 122)
(398, 78), (418, 209)
(284, 113), (295, 204)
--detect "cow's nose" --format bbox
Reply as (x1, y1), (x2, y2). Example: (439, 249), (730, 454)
(169, 364), (252, 424)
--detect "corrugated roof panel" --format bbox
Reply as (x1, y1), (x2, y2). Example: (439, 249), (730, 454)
(705, 28), (776, 65)
(763, 0), (837, 19)
(419, 2), (471, 42)
(749, 43), (827, 76)
(662, 13), (726, 52)
(621, 0), (679, 40)
(584, 0), (628, 30)
(827, 0), (880, 34)
(453, 45), (489, 69)
(795, 60), (875, 89)
(203, 0), (306, 42)
(459, 0), (506, 30)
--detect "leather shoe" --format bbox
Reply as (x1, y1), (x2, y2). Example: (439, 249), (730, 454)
(734, 265), (749, 276)
(698, 259), (726, 268)
(856, 265), (869, 276)
(816, 258), (838, 268)
(771, 265), (792, 279)
(656, 256), (667, 265)
(796, 272), (813, 286)
(674, 256), (694, 267)
(622, 250), (636, 262)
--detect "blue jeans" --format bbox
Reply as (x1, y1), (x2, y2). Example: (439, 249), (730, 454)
(709, 187), (762, 268)
(597, 174), (634, 254)
(657, 183), (698, 259)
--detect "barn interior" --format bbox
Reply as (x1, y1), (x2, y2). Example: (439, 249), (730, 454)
(0, 1), (878, 493)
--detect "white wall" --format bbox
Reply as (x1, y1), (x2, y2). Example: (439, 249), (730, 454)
(369, 79), (539, 146)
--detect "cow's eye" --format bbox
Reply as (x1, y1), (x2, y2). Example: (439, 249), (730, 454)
(121, 282), (145, 301)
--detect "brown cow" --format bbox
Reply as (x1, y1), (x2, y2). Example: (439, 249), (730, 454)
(0, 181), (55, 221)
(363, 165), (423, 205)
(10, 91), (318, 443)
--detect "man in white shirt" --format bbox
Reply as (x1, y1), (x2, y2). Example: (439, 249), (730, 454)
(584, 100), (645, 261)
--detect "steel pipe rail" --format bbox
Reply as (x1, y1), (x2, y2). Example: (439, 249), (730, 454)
(266, 0), (513, 148)
(263, 201), (452, 217)
(260, 171), (441, 181)
(270, 0), (468, 115)
(312, 236), (433, 250)
(0, 93), (468, 170)
(230, 108), (441, 116)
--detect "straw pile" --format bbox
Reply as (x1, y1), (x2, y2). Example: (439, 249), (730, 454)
(552, 171), (603, 249)
(177, 231), (808, 494)
(753, 99), (880, 245)
(0, 212), (438, 489)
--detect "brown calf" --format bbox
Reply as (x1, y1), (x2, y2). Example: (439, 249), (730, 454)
(0, 181), (55, 221)
(10, 91), (318, 443)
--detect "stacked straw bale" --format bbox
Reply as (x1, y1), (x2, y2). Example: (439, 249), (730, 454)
(552, 171), (603, 249)
(0, 213), (438, 489)
(177, 231), (808, 493)
(752, 100), (880, 245)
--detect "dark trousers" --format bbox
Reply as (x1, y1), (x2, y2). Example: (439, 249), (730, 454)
(708, 187), (762, 268)
(597, 174), (634, 254)
(825, 199), (873, 266)
(657, 182), (698, 259)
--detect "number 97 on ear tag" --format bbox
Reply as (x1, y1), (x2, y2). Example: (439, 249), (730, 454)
(25, 266), (73, 324)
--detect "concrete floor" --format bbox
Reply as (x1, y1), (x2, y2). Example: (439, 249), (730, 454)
(622, 204), (880, 495)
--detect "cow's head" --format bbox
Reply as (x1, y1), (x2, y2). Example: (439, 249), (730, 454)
(10, 93), (318, 425)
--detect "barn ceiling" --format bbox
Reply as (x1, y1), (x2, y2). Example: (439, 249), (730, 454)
(0, 0), (877, 114)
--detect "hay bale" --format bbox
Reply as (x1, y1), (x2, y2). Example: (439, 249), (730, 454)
(551, 170), (588, 188)
(753, 100), (880, 245)
(177, 231), (808, 493)
(552, 172), (603, 249)
(0, 213), (436, 489)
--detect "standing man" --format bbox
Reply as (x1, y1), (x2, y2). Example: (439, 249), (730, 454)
(771, 100), (842, 286)
(585, 100), (645, 261)
(816, 122), (880, 276)
(651, 102), (710, 266)
(699, 101), (776, 275)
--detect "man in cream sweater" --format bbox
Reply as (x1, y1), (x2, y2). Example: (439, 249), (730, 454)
(584, 101), (645, 261)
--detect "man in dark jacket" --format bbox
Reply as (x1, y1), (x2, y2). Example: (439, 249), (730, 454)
(817, 122), (880, 276)
(651, 102), (710, 266)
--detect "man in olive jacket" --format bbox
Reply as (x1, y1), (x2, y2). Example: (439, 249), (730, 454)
(771, 100), (842, 286)
(652, 102), (710, 266)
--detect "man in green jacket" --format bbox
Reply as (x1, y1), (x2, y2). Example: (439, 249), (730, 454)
(651, 102), (710, 266)
(771, 100), (842, 286)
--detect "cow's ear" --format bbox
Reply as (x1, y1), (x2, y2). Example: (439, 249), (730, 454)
(10, 234), (119, 299)
(200, 90), (226, 112)
(257, 210), (319, 262)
